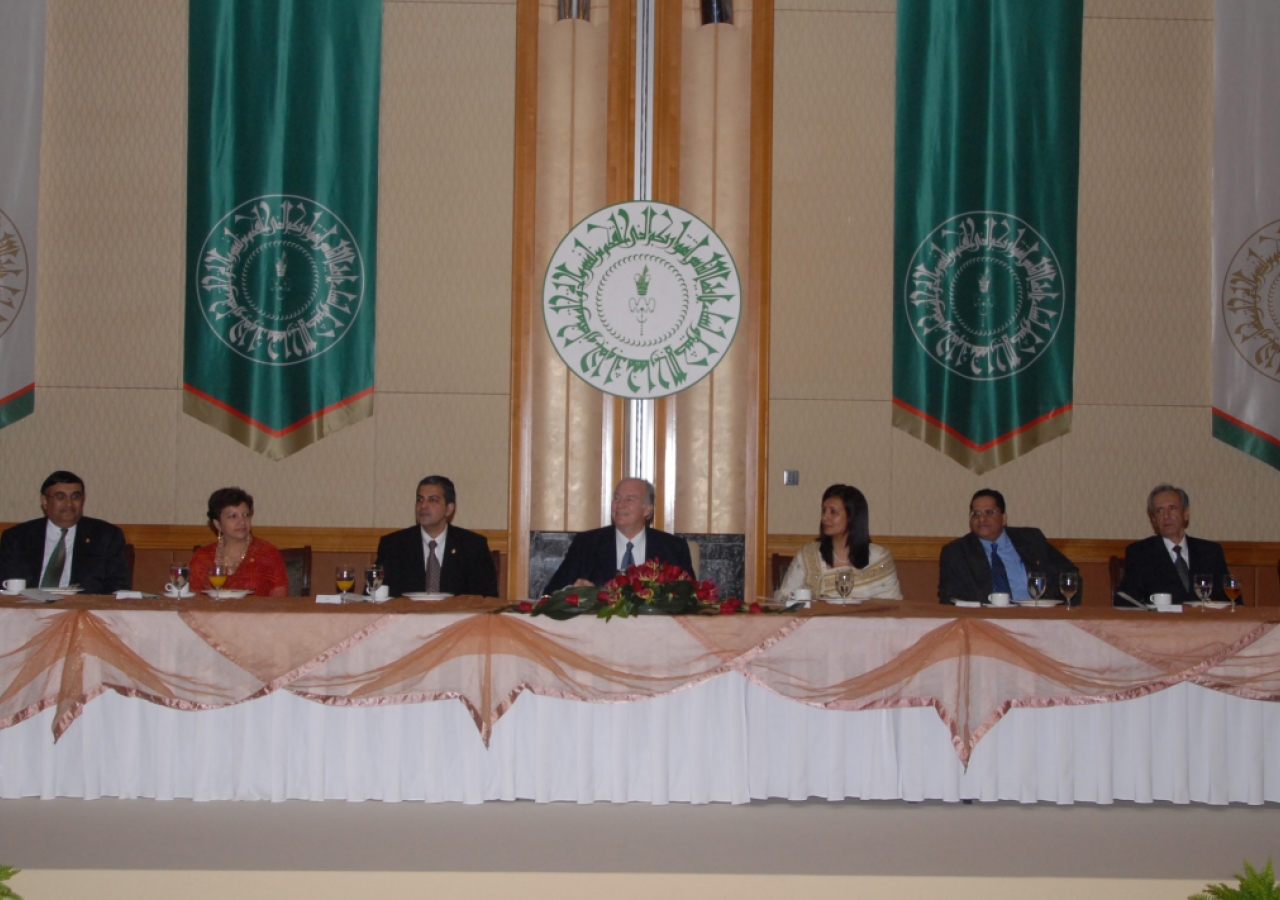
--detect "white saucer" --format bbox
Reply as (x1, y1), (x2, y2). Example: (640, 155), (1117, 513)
(404, 592), (452, 602)
(203, 589), (252, 599)
(1014, 598), (1063, 607)
(44, 587), (83, 596)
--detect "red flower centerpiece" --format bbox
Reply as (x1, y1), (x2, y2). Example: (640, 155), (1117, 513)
(529, 559), (741, 620)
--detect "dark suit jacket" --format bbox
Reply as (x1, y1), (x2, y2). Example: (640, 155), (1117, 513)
(938, 526), (1078, 605)
(1114, 535), (1230, 606)
(0, 516), (131, 593)
(376, 524), (498, 598)
(544, 525), (695, 593)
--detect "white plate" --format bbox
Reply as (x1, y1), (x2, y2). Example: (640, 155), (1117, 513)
(820, 597), (865, 605)
(404, 592), (452, 602)
(1014, 598), (1063, 607)
(1185, 601), (1232, 610)
(203, 589), (252, 599)
(44, 587), (83, 596)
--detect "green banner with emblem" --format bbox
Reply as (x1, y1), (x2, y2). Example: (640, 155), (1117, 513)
(184, 0), (380, 459)
(892, 0), (1082, 474)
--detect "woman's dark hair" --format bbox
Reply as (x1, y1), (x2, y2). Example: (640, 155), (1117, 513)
(207, 487), (254, 524)
(818, 483), (871, 569)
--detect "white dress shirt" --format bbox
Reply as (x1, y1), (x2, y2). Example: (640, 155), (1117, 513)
(42, 520), (77, 588)
(615, 528), (646, 572)
(421, 524), (449, 571)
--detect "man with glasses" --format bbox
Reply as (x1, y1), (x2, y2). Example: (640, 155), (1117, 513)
(938, 488), (1078, 605)
(0, 470), (131, 593)
(1113, 484), (1230, 607)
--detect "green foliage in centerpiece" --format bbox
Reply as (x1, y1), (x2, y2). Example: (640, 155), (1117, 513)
(1191, 860), (1280, 900)
(0, 865), (24, 900)
(523, 559), (754, 620)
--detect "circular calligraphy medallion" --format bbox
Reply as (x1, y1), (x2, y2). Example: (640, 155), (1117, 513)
(196, 195), (364, 366)
(542, 201), (742, 399)
(904, 212), (1066, 381)
(1222, 218), (1280, 383)
(0, 206), (30, 340)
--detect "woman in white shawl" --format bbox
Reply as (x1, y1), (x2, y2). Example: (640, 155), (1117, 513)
(776, 484), (902, 601)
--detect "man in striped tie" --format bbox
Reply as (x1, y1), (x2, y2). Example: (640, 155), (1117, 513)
(1113, 485), (1230, 607)
(937, 488), (1077, 606)
(0, 471), (131, 594)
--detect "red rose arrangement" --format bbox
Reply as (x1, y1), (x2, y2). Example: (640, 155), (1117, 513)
(527, 559), (757, 620)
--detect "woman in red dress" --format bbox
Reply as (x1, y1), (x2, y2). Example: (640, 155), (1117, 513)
(189, 487), (289, 597)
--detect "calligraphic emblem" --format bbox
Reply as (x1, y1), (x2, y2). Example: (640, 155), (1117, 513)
(905, 212), (1065, 381)
(197, 195), (364, 366)
(1223, 219), (1280, 383)
(0, 207), (29, 340)
(543, 201), (742, 399)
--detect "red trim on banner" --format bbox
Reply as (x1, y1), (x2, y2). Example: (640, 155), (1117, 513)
(892, 398), (1073, 452)
(1213, 407), (1280, 449)
(0, 382), (35, 407)
(183, 384), (375, 438)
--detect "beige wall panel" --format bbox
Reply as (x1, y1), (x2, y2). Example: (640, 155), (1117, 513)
(373, 392), (510, 530)
(0, 387), (176, 524)
(1085, 0), (1210, 19)
(890, 423), (1066, 539)
(528, 13), (610, 531)
(377, 3), (516, 395)
(174, 409), (377, 529)
(1075, 16), (1213, 407)
(37, 0), (186, 390)
(1061, 405), (1259, 542)
(770, 10), (895, 400)
(8, 871), (1218, 900)
(769, 399), (894, 535)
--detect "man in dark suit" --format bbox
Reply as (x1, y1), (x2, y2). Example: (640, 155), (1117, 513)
(938, 488), (1078, 604)
(1114, 484), (1230, 606)
(544, 478), (694, 593)
(376, 475), (498, 598)
(0, 470), (131, 594)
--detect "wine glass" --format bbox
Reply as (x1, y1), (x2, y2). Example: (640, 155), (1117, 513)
(1027, 571), (1047, 605)
(336, 565), (356, 603)
(835, 571), (854, 602)
(1193, 573), (1214, 612)
(1223, 574), (1242, 614)
(365, 564), (385, 601)
(168, 563), (189, 597)
(208, 562), (229, 599)
(1058, 571), (1079, 611)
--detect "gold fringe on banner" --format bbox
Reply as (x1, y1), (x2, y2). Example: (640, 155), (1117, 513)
(183, 385), (374, 461)
(892, 399), (1072, 475)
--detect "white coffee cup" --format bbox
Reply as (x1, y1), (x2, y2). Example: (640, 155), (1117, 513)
(3, 578), (26, 594)
(790, 588), (812, 603)
(988, 592), (1012, 607)
(1151, 593), (1173, 608)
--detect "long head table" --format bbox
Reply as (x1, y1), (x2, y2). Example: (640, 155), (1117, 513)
(3, 596), (1278, 770)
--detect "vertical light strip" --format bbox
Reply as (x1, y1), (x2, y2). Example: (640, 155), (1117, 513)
(625, 0), (657, 484)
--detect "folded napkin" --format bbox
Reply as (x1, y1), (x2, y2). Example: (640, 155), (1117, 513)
(1157, 605), (1183, 614)
(953, 599), (983, 608)
(115, 590), (160, 600)
(316, 594), (343, 605)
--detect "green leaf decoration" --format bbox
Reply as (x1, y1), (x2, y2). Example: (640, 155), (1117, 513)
(1191, 860), (1280, 900)
(0, 864), (25, 900)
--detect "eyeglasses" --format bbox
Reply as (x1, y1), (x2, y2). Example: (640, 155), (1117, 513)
(969, 508), (1001, 518)
(44, 491), (84, 502)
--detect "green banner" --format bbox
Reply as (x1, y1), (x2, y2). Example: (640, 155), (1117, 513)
(184, 0), (381, 459)
(892, 0), (1082, 474)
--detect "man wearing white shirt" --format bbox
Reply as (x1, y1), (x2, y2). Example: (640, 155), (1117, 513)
(375, 475), (498, 598)
(0, 471), (130, 593)
(1114, 484), (1231, 606)
(543, 478), (694, 592)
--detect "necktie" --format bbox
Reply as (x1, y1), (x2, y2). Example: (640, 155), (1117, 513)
(621, 541), (635, 572)
(1174, 544), (1190, 593)
(425, 540), (441, 593)
(42, 528), (68, 588)
(989, 543), (1011, 594)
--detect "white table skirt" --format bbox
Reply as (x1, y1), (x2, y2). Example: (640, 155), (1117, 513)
(1, 677), (1277, 804)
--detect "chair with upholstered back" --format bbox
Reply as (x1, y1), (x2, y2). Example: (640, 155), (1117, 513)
(770, 554), (793, 595)
(279, 546), (312, 597)
(1109, 556), (1125, 594)
(686, 539), (701, 580)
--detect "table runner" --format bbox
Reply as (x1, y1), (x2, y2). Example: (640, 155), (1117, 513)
(2, 599), (1278, 765)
